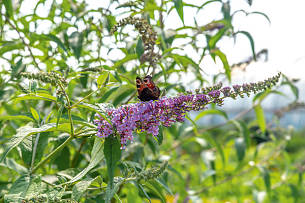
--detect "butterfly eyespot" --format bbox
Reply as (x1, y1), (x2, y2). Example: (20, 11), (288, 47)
(136, 75), (160, 101)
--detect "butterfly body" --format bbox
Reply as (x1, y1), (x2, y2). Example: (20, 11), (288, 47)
(136, 75), (160, 101)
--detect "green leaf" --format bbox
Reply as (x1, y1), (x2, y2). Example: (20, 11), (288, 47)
(289, 184), (300, 202)
(208, 28), (226, 49)
(76, 103), (111, 124)
(106, 15), (116, 32)
(155, 178), (173, 195)
(33, 133), (49, 165)
(234, 137), (246, 162)
(239, 121), (251, 148)
(3, 0), (13, 17)
(146, 180), (166, 203)
(15, 93), (57, 103)
(250, 11), (271, 24)
(198, 0), (221, 10)
(126, 183), (142, 203)
(104, 136), (121, 202)
(136, 37), (144, 59)
(195, 109), (228, 121)
(174, 0), (184, 24)
(157, 126), (164, 145)
(260, 167), (271, 194)
(230, 120), (251, 149)
(97, 72), (110, 88)
(80, 73), (88, 88)
(0, 42), (23, 56)
(105, 177), (124, 202)
(235, 31), (256, 60)
(98, 87), (120, 103)
(71, 31), (84, 59)
(45, 34), (68, 53)
(136, 183), (151, 203)
(246, 0), (253, 6)
(113, 88), (134, 106)
(30, 107), (40, 121)
(56, 104), (64, 127)
(254, 104), (266, 133)
(253, 90), (287, 104)
(20, 135), (33, 166)
(201, 169), (216, 182)
(0, 158), (28, 174)
(4, 175), (43, 202)
(0, 123), (57, 162)
(212, 49), (231, 81)
(4, 175), (31, 202)
(54, 146), (70, 170)
(281, 74), (299, 100)
(72, 178), (95, 201)
(67, 137), (104, 184)
(0, 114), (34, 121)
(168, 54), (201, 72)
(112, 54), (138, 69)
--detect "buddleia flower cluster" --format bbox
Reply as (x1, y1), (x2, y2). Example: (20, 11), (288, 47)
(94, 73), (281, 149)
(20, 71), (67, 86)
(110, 16), (160, 66)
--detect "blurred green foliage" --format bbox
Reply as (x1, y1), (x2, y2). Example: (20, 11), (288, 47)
(0, 0), (304, 202)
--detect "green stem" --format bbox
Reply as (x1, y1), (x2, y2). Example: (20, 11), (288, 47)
(32, 135), (74, 173)
(71, 89), (99, 109)
(67, 109), (74, 136)
(58, 82), (74, 136)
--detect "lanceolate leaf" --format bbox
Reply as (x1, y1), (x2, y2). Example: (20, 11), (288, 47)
(136, 37), (144, 58)
(195, 109), (228, 121)
(260, 167), (271, 194)
(15, 93), (57, 103)
(30, 107), (40, 121)
(0, 158), (28, 174)
(112, 54), (138, 69)
(67, 137), (104, 184)
(235, 137), (246, 162)
(235, 31), (256, 60)
(72, 178), (96, 201)
(4, 175), (43, 202)
(45, 34), (68, 53)
(250, 11), (271, 24)
(208, 28), (226, 49)
(0, 114), (34, 121)
(0, 42), (24, 56)
(3, 0), (13, 17)
(212, 49), (231, 81)
(198, 0), (222, 11)
(0, 123), (57, 162)
(104, 136), (121, 201)
(97, 72), (110, 88)
(254, 104), (266, 133)
(174, 0), (184, 24)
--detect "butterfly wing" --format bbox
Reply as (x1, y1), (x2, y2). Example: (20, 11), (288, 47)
(136, 76), (145, 96)
(137, 75), (160, 101)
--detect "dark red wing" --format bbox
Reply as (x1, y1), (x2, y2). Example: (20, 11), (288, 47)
(136, 75), (160, 101)
(136, 76), (145, 96)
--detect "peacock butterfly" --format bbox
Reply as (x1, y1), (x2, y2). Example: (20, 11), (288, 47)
(136, 75), (160, 101)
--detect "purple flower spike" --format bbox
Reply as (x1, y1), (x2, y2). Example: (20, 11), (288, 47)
(95, 73), (281, 149)
(221, 86), (231, 97)
(233, 85), (241, 93)
(208, 90), (220, 98)
(95, 93), (217, 149)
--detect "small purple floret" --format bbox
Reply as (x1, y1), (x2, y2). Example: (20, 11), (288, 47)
(95, 93), (213, 149)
